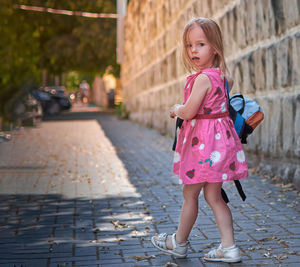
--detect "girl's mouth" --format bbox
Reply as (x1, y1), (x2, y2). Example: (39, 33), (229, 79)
(192, 57), (200, 61)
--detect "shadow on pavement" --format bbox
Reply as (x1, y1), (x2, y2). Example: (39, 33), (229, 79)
(0, 193), (154, 267)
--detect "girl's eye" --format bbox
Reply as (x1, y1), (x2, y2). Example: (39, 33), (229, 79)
(198, 43), (205, 47)
(186, 44), (192, 48)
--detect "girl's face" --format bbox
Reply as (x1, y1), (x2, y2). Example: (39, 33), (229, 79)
(186, 25), (216, 71)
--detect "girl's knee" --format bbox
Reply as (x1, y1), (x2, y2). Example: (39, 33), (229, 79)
(204, 188), (223, 206)
(204, 193), (221, 206)
(203, 182), (222, 200)
(182, 184), (202, 201)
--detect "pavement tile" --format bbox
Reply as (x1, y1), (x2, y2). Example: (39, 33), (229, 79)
(0, 109), (299, 267)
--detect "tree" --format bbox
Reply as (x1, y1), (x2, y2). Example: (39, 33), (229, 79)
(0, 0), (119, 117)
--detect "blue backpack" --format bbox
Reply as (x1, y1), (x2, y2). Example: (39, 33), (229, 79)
(225, 80), (264, 144)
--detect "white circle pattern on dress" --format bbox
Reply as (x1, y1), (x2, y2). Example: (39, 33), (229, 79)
(222, 173), (228, 180)
(173, 152), (181, 163)
(210, 151), (221, 163)
(237, 151), (245, 162)
(221, 102), (226, 112)
(199, 144), (205, 150)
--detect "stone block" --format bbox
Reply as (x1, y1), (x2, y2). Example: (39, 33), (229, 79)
(282, 165), (296, 184)
(245, 0), (256, 45)
(270, 0), (286, 34)
(276, 37), (290, 88)
(242, 54), (256, 94)
(283, 0), (300, 28)
(293, 167), (300, 190)
(245, 116), (262, 153)
(236, 2), (247, 49)
(228, 7), (238, 53)
(268, 96), (282, 155)
(282, 95), (295, 157)
(254, 0), (265, 41)
(291, 33), (300, 86)
(260, 97), (271, 155)
(261, 0), (276, 38)
(232, 61), (242, 94)
(254, 48), (266, 92)
(259, 163), (276, 177)
(295, 94), (300, 157)
(265, 44), (276, 91)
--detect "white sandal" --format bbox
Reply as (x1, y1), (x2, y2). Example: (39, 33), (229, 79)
(204, 244), (241, 263)
(151, 233), (188, 258)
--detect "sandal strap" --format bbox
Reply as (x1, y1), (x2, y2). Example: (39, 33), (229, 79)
(156, 233), (168, 249)
(171, 233), (188, 249)
(171, 233), (177, 249)
(207, 248), (224, 258)
(206, 244), (238, 259)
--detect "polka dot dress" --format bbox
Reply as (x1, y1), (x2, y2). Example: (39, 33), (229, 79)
(173, 68), (248, 184)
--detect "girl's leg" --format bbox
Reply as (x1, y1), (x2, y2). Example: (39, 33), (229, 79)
(153, 183), (204, 250)
(176, 183), (205, 244)
(203, 182), (235, 248)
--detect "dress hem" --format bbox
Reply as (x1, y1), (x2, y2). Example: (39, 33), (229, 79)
(173, 171), (248, 184)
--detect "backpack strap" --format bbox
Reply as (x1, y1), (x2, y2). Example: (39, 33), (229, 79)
(224, 78), (247, 202)
(221, 188), (229, 203)
(172, 117), (184, 151)
(234, 180), (246, 201)
(224, 80), (246, 139)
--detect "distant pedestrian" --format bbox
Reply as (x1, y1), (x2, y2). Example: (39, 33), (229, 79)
(151, 17), (248, 263)
(80, 80), (90, 103)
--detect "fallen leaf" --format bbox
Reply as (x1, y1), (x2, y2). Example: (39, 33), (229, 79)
(282, 183), (293, 188)
(250, 213), (262, 217)
(89, 240), (106, 244)
(110, 220), (129, 229)
(276, 255), (288, 260)
(255, 228), (268, 232)
(47, 240), (57, 245)
(129, 255), (155, 261)
(165, 262), (179, 267)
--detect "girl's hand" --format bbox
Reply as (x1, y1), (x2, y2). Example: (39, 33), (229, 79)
(170, 104), (182, 118)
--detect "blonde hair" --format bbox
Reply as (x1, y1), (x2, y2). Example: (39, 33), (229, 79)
(182, 17), (228, 75)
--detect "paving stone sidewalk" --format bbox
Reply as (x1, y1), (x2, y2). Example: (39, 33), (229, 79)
(0, 108), (299, 267)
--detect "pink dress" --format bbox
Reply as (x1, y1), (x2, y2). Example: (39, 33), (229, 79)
(173, 68), (248, 184)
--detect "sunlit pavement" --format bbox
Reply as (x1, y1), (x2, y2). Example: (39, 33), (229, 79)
(0, 107), (299, 267)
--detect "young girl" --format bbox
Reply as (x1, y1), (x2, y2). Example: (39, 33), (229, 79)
(151, 17), (248, 263)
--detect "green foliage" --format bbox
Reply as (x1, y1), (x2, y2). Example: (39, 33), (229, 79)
(65, 71), (81, 92)
(115, 102), (130, 120)
(65, 71), (94, 92)
(0, 0), (119, 116)
(0, 0), (41, 117)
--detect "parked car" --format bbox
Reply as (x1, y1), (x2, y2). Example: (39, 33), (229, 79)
(31, 86), (72, 115)
(8, 90), (43, 127)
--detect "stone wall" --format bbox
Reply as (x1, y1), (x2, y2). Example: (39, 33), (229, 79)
(120, 0), (300, 188)
(91, 76), (108, 108)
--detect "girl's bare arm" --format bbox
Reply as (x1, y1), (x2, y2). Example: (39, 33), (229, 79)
(170, 74), (211, 120)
